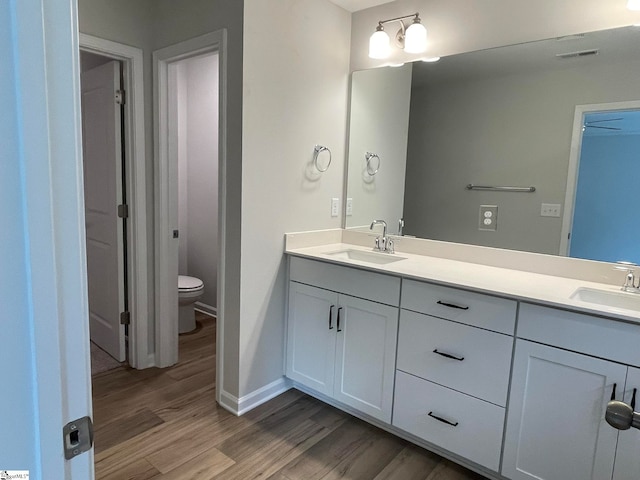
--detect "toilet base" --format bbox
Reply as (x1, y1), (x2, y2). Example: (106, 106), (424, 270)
(179, 303), (197, 333)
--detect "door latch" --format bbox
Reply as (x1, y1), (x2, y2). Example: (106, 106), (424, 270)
(63, 416), (94, 460)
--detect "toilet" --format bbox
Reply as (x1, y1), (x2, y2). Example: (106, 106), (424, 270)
(178, 275), (204, 333)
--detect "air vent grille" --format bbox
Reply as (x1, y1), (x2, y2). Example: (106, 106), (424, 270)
(556, 49), (599, 59)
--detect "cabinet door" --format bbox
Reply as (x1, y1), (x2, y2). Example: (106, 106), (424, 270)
(333, 295), (399, 422)
(503, 340), (626, 480)
(612, 367), (640, 480)
(286, 282), (337, 395)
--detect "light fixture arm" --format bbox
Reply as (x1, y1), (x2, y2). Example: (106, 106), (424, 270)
(376, 13), (420, 29)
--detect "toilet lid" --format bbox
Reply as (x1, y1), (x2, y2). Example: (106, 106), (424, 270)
(179, 275), (204, 291)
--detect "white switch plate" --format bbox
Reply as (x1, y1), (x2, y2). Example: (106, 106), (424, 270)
(541, 203), (561, 217)
(331, 198), (340, 217)
(346, 198), (353, 216)
(479, 205), (498, 231)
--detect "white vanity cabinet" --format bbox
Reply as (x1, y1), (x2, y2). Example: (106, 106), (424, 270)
(393, 280), (517, 472)
(286, 257), (400, 422)
(503, 303), (640, 480)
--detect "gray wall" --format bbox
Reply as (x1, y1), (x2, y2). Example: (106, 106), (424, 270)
(403, 57), (640, 254)
(177, 53), (219, 310)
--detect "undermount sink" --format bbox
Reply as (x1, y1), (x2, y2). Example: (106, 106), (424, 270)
(570, 287), (640, 311)
(326, 249), (407, 265)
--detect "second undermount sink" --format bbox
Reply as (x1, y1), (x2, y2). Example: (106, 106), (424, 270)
(327, 249), (407, 265)
(570, 287), (640, 311)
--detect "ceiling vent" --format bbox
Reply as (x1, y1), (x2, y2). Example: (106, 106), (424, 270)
(556, 49), (599, 59)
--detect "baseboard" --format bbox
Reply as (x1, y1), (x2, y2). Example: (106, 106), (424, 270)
(218, 377), (293, 416)
(195, 302), (217, 317)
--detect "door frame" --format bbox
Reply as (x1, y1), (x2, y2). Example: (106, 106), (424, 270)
(79, 34), (151, 368)
(560, 100), (640, 256)
(153, 28), (228, 389)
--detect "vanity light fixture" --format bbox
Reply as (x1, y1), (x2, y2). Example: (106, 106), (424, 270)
(368, 13), (428, 59)
(627, 0), (640, 10)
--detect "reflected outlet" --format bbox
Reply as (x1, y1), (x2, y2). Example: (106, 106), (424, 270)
(479, 205), (498, 231)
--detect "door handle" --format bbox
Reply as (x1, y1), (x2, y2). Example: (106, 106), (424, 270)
(337, 307), (343, 332)
(329, 305), (335, 330)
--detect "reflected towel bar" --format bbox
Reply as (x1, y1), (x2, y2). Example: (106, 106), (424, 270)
(466, 184), (536, 192)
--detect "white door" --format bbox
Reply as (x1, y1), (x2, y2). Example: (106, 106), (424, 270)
(612, 367), (640, 480)
(333, 295), (398, 422)
(503, 340), (625, 480)
(286, 282), (337, 395)
(81, 60), (126, 361)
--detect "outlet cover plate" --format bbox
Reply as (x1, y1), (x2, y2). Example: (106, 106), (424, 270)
(541, 203), (561, 217)
(479, 205), (498, 231)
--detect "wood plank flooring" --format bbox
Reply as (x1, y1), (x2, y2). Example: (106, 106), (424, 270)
(92, 312), (487, 480)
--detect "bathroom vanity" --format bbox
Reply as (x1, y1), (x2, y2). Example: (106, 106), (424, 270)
(284, 232), (640, 480)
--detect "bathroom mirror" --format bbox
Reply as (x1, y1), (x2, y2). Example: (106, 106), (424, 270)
(345, 26), (640, 263)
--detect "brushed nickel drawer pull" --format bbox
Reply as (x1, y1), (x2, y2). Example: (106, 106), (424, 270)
(437, 300), (469, 310)
(433, 349), (465, 361)
(428, 411), (459, 427)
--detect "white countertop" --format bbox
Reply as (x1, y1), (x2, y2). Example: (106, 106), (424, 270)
(286, 242), (640, 325)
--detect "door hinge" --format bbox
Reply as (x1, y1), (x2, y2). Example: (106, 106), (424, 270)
(115, 89), (126, 105)
(63, 416), (93, 460)
(120, 311), (131, 325)
(118, 204), (129, 219)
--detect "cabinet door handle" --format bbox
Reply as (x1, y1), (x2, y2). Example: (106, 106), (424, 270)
(632, 388), (637, 410)
(612, 383), (618, 401)
(433, 349), (465, 361)
(337, 307), (343, 332)
(437, 300), (469, 311)
(427, 411), (459, 427)
(329, 305), (335, 330)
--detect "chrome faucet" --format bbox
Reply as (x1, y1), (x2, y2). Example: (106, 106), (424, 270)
(370, 219), (394, 253)
(622, 269), (640, 293)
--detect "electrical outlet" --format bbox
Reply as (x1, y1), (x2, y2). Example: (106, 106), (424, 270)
(346, 198), (353, 216)
(331, 198), (340, 217)
(541, 203), (561, 217)
(479, 205), (498, 231)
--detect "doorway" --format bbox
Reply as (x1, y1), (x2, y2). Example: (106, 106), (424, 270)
(153, 32), (228, 393)
(79, 34), (150, 369)
(561, 101), (640, 262)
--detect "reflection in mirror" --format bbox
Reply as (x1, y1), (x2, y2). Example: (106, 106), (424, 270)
(345, 26), (640, 263)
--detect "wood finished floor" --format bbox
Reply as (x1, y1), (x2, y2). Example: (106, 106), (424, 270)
(92, 312), (487, 480)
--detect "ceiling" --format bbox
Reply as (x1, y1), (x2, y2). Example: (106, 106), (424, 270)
(329, 0), (395, 13)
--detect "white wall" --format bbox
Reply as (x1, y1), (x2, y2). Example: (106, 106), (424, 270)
(177, 53), (220, 310)
(346, 63), (412, 231)
(241, 0), (351, 396)
(350, 0), (640, 71)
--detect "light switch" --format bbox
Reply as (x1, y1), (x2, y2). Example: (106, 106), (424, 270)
(331, 198), (340, 217)
(346, 198), (353, 216)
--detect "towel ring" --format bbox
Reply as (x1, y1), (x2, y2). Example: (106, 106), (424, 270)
(313, 145), (332, 172)
(365, 152), (380, 176)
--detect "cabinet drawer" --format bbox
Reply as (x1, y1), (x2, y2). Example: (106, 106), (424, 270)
(397, 310), (513, 406)
(401, 279), (516, 334)
(393, 371), (504, 472)
(518, 303), (640, 367)
(289, 257), (400, 306)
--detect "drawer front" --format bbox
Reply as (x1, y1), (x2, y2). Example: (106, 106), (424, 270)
(518, 303), (640, 367)
(289, 256), (400, 306)
(397, 310), (513, 406)
(393, 371), (504, 472)
(401, 279), (516, 334)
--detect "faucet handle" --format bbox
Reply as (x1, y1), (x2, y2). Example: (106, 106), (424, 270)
(623, 269), (637, 291)
(386, 238), (395, 254)
(374, 236), (381, 251)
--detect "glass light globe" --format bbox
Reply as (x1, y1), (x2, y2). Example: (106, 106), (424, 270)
(369, 28), (391, 59)
(404, 20), (427, 54)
